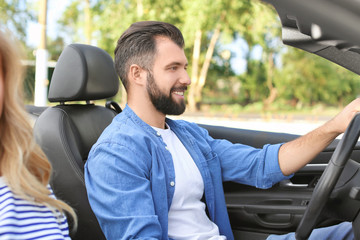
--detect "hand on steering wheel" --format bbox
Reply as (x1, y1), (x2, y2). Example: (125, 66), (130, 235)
(295, 113), (360, 240)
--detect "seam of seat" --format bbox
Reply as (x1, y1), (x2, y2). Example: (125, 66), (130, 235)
(57, 108), (86, 186)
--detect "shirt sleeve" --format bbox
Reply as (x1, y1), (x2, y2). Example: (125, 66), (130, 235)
(84, 141), (162, 239)
(199, 126), (293, 189)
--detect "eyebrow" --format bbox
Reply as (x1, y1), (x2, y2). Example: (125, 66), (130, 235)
(164, 62), (188, 68)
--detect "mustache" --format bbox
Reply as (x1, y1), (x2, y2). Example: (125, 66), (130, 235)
(171, 86), (188, 92)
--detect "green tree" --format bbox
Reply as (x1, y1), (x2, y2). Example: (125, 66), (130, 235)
(1, 0), (41, 103)
(276, 47), (360, 107)
(202, 48), (238, 104)
(58, 0), (92, 44)
(240, 58), (267, 104)
(240, 1), (281, 111)
(59, 0), (360, 112)
(0, 0), (36, 43)
(47, 36), (66, 61)
(183, 0), (282, 111)
(60, 0), (266, 110)
(181, 0), (259, 111)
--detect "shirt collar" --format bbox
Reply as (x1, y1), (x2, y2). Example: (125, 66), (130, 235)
(122, 104), (159, 136)
(122, 104), (181, 137)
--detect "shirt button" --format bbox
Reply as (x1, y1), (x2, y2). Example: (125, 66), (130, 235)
(165, 146), (169, 151)
(170, 181), (175, 187)
(156, 132), (161, 136)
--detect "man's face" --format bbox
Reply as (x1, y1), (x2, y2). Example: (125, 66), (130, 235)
(146, 37), (191, 115)
(146, 71), (187, 115)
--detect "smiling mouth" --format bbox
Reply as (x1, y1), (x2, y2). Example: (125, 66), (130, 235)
(171, 87), (187, 97)
(173, 91), (184, 96)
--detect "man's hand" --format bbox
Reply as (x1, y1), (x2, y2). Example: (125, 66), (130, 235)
(278, 98), (360, 176)
(326, 98), (360, 135)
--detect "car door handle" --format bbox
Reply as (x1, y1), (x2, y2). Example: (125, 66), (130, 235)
(244, 203), (306, 214)
(279, 180), (308, 188)
(243, 204), (306, 228)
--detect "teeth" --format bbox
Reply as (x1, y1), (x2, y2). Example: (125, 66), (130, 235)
(174, 91), (184, 96)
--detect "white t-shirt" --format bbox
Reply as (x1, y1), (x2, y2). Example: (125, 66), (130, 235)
(153, 124), (226, 240)
(0, 177), (71, 239)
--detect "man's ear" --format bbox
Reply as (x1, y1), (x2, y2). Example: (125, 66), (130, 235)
(129, 64), (147, 86)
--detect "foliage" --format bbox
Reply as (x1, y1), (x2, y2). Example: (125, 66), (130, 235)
(0, 0), (38, 60)
(24, 66), (36, 102)
(0, 0), (36, 42)
(4, 0), (360, 110)
(239, 59), (268, 104)
(47, 36), (66, 61)
(276, 47), (360, 107)
(58, 0), (85, 43)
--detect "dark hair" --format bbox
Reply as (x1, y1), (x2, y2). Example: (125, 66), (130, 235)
(114, 21), (184, 91)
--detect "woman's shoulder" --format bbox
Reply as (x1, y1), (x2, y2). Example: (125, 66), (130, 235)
(0, 177), (71, 239)
(0, 177), (13, 205)
(0, 176), (7, 188)
(0, 177), (43, 218)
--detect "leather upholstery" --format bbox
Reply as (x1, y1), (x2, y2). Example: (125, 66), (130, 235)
(34, 44), (120, 240)
(48, 44), (119, 102)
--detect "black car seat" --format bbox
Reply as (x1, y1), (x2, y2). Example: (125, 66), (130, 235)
(34, 43), (121, 240)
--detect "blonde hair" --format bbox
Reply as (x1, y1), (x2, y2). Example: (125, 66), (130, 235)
(0, 29), (77, 229)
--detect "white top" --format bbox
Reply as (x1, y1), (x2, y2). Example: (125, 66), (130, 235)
(0, 177), (71, 239)
(153, 124), (226, 240)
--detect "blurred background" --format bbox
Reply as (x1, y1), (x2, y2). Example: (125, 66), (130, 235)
(2, 0), (360, 125)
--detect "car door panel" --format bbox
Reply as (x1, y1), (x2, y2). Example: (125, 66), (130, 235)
(201, 124), (360, 237)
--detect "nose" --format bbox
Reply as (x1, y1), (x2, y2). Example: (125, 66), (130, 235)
(179, 70), (191, 86)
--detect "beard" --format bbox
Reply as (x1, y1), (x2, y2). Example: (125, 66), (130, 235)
(146, 72), (186, 115)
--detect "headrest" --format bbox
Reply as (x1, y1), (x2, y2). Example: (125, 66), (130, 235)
(48, 44), (119, 102)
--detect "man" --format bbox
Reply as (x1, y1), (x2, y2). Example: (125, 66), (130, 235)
(85, 21), (358, 239)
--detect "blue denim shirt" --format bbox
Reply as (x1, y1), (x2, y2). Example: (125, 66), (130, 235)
(84, 105), (291, 240)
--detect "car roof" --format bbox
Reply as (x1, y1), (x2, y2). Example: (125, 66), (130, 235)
(262, 0), (360, 75)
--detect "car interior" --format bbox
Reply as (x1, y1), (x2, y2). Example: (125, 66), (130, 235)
(33, 43), (120, 240)
(28, 0), (360, 240)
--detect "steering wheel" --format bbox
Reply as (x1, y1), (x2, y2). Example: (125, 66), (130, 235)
(295, 113), (360, 240)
